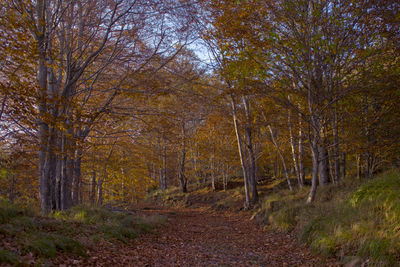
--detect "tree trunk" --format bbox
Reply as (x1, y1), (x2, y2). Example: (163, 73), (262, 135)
(243, 96), (258, 204)
(158, 137), (166, 191)
(97, 161), (108, 207)
(307, 136), (319, 203)
(298, 114), (305, 185)
(179, 121), (187, 193)
(318, 143), (329, 186)
(72, 146), (82, 205)
(55, 153), (61, 210)
(231, 96), (250, 208)
(327, 144), (335, 184)
(97, 178), (103, 206)
(210, 155), (216, 191)
(60, 136), (70, 210)
(357, 154), (362, 180)
(307, 113), (320, 203)
(332, 107), (341, 184)
(193, 141), (200, 184)
(268, 125), (292, 191)
(60, 128), (74, 210)
(341, 152), (346, 181)
(163, 139), (167, 190)
(48, 141), (57, 210)
(288, 108), (301, 187)
(223, 164), (228, 191)
(36, 0), (52, 215)
(90, 171), (96, 206)
(365, 151), (374, 179)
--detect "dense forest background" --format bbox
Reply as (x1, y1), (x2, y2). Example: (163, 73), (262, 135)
(0, 0), (399, 213)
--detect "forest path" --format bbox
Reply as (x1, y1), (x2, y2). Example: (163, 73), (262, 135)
(77, 208), (339, 266)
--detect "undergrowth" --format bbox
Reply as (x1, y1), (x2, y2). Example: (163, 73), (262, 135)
(144, 171), (400, 265)
(145, 179), (245, 210)
(257, 170), (400, 266)
(0, 201), (166, 264)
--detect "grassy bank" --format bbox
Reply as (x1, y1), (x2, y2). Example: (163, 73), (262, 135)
(146, 171), (400, 266)
(0, 201), (166, 265)
(255, 170), (400, 266)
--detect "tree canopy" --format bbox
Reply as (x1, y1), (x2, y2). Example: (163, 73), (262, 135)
(0, 0), (399, 213)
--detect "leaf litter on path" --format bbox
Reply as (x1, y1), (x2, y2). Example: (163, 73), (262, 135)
(58, 207), (339, 267)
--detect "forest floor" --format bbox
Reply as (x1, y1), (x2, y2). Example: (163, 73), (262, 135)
(69, 206), (339, 267)
(6, 173), (399, 266)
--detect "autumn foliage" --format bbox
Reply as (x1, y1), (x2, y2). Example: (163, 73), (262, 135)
(0, 0), (399, 216)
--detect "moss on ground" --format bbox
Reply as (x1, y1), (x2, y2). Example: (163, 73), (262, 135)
(258, 170), (400, 266)
(0, 200), (166, 264)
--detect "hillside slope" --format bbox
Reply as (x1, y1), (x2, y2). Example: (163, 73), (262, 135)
(145, 170), (400, 266)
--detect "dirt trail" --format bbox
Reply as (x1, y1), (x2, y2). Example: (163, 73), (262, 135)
(70, 208), (339, 266)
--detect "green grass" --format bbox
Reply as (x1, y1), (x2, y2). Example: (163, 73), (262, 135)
(0, 200), (166, 264)
(0, 249), (19, 265)
(53, 205), (167, 242)
(26, 233), (86, 258)
(0, 199), (35, 224)
(256, 170), (400, 266)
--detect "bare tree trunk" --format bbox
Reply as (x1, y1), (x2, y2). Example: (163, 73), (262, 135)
(55, 154), (61, 210)
(60, 133), (72, 210)
(288, 108), (301, 187)
(254, 130), (262, 184)
(158, 137), (164, 190)
(298, 113), (305, 185)
(97, 142), (115, 206)
(231, 96), (250, 208)
(340, 121), (346, 181)
(362, 94), (372, 180)
(327, 143), (335, 184)
(223, 164), (228, 191)
(48, 142), (57, 210)
(61, 121), (75, 210)
(332, 107), (341, 184)
(179, 121), (187, 193)
(243, 96), (258, 204)
(268, 125), (292, 191)
(193, 140), (200, 184)
(307, 135), (319, 203)
(357, 154), (362, 180)
(324, 127), (335, 184)
(36, 0), (52, 215)
(307, 114), (320, 203)
(163, 139), (167, 190)
(72, 146), (82, 205)
(90, 171), (96, 206)
(365, 151), (374, 179)
(97, 178), (103, 206)
(210, 152), (216, 191)
(97, 165), (107, 207)
(341, 152), (346, 181)
(318, 143), (329, 186)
